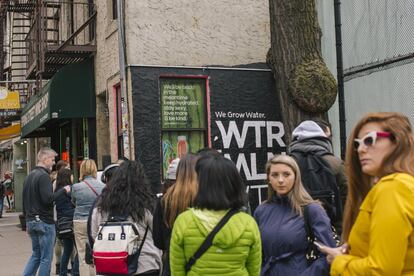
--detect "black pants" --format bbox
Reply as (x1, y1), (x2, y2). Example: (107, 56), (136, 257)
(6, 195), (11, 209)
(136, 270), (160, 276)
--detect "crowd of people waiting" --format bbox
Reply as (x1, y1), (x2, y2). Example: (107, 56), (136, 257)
(21, 111), (414, 276)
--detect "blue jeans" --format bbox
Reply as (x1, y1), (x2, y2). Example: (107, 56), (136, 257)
(60, 236), (79, 276)
(23, 220), (56, 276)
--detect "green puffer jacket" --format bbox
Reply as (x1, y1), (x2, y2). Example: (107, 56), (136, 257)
(170, 209), (262, 276)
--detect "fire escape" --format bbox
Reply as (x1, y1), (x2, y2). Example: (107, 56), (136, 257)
(4, 0), (34, 109)
(6, 0), (96, 102)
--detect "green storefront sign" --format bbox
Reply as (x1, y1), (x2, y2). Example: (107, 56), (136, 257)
(20, 59), (95, 138)
(20, 85), (51, 137)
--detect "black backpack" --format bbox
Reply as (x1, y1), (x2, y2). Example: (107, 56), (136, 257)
(290, 151), (343, 231)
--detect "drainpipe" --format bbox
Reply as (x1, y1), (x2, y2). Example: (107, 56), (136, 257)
(334, 0), (346, 160)
(116, 0), (130, 159)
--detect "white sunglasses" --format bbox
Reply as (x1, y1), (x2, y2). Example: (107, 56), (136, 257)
(354, 131), (392, 149)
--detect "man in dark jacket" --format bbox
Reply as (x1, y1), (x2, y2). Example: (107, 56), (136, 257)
(288, 120), (347, 233)
(22, 148), (67, 276)
(312, 119), (348, 208)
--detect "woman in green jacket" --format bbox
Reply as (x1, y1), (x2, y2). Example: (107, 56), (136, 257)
(170, 154), (262, 276)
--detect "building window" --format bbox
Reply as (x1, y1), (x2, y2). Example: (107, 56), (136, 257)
(112, 0), (118, 20)
(160, 77), (208, 178)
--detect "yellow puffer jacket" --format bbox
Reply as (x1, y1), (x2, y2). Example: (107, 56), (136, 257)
(331, 173), (414, 275)
(170, 208), (261, 276)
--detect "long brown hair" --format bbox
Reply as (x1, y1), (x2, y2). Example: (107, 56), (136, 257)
(162, 153), (199, 228)
(266, 155), (317, 216)
(342, 112), (414, 240)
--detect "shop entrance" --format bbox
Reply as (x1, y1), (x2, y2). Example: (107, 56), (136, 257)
(59, 119), (90, 181)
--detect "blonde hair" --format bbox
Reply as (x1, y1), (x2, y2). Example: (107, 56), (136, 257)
(80, 159), (97, 179)
(266, 154), (318, 216)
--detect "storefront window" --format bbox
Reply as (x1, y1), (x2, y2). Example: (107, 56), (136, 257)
(83, 118), (89, 159)
(160, 77), (208, 178)
(59, 122), (71, 163)
(59, 119), (89, 180)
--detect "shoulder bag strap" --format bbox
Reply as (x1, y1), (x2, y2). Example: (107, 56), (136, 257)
(185, 208), (239, 272)
(83, 180), (99, 197)
(136, 225), (149, 256)
(303, 205), (315, 242)
(303, 205), (320, 263)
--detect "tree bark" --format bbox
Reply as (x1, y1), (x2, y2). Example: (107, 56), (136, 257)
(268, 0), (337, 143)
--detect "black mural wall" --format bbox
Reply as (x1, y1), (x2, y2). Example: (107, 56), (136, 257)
(129, 65), (286, 209)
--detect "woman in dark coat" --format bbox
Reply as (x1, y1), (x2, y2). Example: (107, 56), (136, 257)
(254, 155), (335, 276)
(54, 168), (79, 276)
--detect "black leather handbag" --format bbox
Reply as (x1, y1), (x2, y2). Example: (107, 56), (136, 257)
(303, 205), (340, 264)
(85, 242), (94, 265)
(56, 216), (74, 236)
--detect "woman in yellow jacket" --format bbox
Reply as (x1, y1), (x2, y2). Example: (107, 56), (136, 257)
(320, 112), (414, 275)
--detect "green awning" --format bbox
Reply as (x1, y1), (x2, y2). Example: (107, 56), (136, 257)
(21, 59), (95, 138)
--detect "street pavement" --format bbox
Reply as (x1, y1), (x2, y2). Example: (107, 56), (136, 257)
(0, 211), (31, 275)
(0, 212), (59, 276)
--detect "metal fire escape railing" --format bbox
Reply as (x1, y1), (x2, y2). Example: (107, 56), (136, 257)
(4, 0), (96, 100)
(5, 0), (36, 106)
(26, 0), (96, 96)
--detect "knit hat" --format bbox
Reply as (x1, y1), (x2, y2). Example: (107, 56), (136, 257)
(167, 158), (180, 180)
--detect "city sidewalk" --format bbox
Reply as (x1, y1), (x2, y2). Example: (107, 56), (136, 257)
(0, 212), (63, 275)
(0, 211), (30, 276)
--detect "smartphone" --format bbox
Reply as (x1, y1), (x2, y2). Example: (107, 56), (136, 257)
(313, 241), (325, 249)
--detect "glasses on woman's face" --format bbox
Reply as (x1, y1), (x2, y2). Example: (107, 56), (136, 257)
(354, 131), (392, 149)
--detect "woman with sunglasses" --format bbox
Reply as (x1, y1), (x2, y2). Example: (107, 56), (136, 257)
(320, 112), (414, 275)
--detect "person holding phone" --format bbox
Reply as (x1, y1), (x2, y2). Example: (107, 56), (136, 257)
(254, 154), (335, 276)
(320, 112), (414, 275)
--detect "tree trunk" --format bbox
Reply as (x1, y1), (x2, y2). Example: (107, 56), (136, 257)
(268, 0), (337, 143)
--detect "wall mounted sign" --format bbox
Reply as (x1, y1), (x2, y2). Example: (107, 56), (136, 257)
(130, 66), (285, 209)
(160, 77), (207, 177)
(0, 88), (21, 110)
(160, 78), (206, 129)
